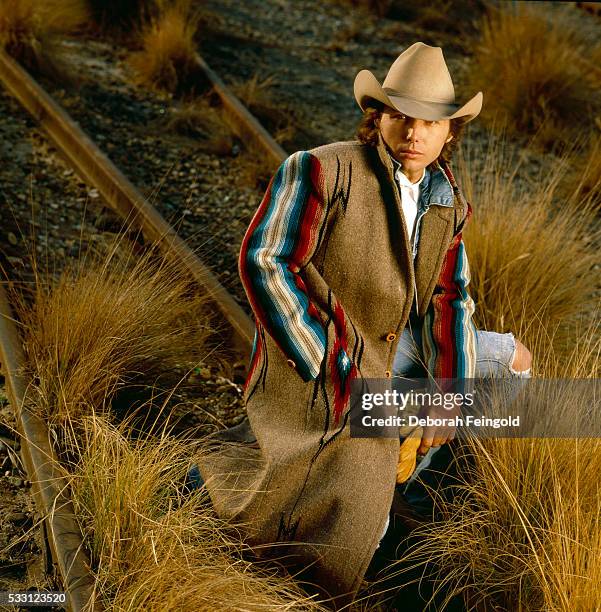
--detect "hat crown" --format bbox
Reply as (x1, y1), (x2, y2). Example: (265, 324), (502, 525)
(382, 42), (455, 104)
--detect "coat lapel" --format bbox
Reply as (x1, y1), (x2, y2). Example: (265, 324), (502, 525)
(414, 205), (455, 317)
(373, 133), (414, 286)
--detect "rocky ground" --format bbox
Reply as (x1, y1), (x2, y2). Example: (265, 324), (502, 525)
(43, 38), (261, 313)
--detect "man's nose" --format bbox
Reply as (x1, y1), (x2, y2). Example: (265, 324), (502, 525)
(406, 120), (424, 141)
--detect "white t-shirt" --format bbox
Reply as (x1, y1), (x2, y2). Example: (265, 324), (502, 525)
(393, 164), (427, 243)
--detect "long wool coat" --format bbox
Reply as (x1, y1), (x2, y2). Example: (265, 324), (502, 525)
(198, 132), (476, 609)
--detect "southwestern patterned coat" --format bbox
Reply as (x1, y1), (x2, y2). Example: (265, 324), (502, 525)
(198, 131), (476, 609)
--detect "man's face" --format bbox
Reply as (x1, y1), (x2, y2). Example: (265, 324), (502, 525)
(377, 106), (453, 183)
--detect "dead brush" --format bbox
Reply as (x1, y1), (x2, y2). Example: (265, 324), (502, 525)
(560, 131), (601, 212)
(65, 414), (330, 611)
(130, 0), (201, 94)
(466, 2), (598, 152)
(17, 240), (211, 426)
(229, 73), (298, 148)
(0, 0), (88, 77)
(456, 125), (601, 360)
(167, 95), (237, 155)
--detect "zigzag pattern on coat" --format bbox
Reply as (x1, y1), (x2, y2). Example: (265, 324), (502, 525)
(312, 155), (352, 276)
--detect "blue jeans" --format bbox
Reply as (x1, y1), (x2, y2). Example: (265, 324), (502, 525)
(392, 326), (531, 379)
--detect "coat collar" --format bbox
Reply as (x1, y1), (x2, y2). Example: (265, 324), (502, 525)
(375, 131), (455, 208)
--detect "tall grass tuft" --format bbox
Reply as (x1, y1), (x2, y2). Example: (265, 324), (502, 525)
(229, 73), (297, 148)
(457, 126), (601, 361)
(18, 241), (211, 425)
(392, 324), (601, 610)
(0, 0), (88, 76)
(66, 415), (328, 610)
(167, 96), (237, 155)
(130, 0), (201, 94)
(465, 3), (598, 151)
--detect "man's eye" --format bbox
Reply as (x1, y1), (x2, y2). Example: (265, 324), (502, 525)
(392, 114), (406, 120)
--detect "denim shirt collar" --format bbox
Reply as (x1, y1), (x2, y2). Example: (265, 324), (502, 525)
(388, 152), (455, 210)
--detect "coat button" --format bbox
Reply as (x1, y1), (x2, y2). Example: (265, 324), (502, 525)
(287, 358), (296, 369)
(385, 370), (391, 378)
(386, 332), (397, 342)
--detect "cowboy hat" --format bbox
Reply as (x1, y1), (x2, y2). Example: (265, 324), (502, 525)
(354, 41), (482, 122)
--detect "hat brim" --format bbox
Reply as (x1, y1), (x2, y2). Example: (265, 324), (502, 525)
(354, 69), (483, 122)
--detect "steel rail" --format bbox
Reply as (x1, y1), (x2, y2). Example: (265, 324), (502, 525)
(193, 53), (288, 168)
(0, 282), (101, 612)
(576, 2), (601, 17)
(0, 49), (255, 356)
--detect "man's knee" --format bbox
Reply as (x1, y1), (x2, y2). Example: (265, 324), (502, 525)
(511, 339), (532, 372)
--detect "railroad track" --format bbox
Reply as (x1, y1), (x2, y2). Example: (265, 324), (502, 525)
(576, 2), (601, 18)
(0, 46), (287, 611)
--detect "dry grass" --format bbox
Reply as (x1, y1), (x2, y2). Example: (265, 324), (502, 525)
(167, 96), (237, 155)
(456, 126), (601, 362)
(229, 73), (297, 147)
(465, 3), (599, 152)
(166, 93), (280, 189)
(65, 414), (328, 611)
(392, 326), (601, 611)
(17, 240), (211, 426)
(16, 237), (333, 609)
(560, 132), (601, 212)
(0, 0), (88, 76)
(130, 0), (201, 94)
(226, 73), (296, 188)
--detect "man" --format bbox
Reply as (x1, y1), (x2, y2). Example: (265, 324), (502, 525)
(196, 42), (531, 610)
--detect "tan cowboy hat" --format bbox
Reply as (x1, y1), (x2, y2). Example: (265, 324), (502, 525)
(354, 41), (482, 122)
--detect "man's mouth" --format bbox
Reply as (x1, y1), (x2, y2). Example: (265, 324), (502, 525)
(399, 150), (423, 158)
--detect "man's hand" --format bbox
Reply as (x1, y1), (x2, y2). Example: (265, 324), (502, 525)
(417, 401), (462, 455)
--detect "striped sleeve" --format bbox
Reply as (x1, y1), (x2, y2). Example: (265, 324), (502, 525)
(239, 151), (328, 383)
(421, 209), (477, 380)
